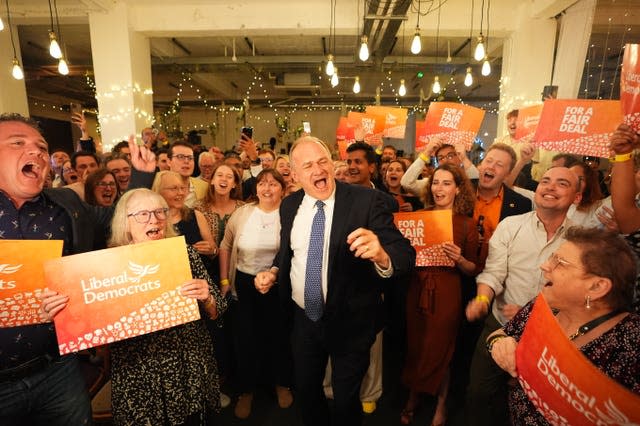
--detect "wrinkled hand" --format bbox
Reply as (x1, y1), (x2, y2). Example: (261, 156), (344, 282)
(254, 270), (276, 294)
(490, 336), (518, 377)
(442, 241), (463, 263)
(596, 205), (619, 232)
(466, 298), (489, 322)
(128, 134), (157, 172)
(179, 279), (211, 301)
(609, 123), (640, 155)
(424, 137), (442, 157)
(501, 303), (522, 321)
(38, 288), (68, 322)
(193, 240), (216, 256)
(354, 126), (366, 142)
(346, 227), (390, 268)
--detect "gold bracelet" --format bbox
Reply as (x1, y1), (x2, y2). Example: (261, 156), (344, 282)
(220, 279), (230, 286)
(475, 294), (491, 306)
(610, 152), (633, 163)
(419, 153), (430, 163)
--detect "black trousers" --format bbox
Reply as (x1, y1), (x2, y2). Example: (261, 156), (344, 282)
(233, 270), (292, 393)
(292, 307), (371, 426)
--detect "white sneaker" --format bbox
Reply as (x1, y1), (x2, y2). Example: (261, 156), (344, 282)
(220, 392), (231, 408)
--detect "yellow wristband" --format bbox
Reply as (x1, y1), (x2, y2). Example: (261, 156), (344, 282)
(419, 153), (430, 163)
(220, 279), (230, 286)
(610, 153), (632, 163)
(475, 294), (491, 306)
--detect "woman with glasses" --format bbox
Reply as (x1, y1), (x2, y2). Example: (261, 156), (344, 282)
(401, 163), (479, 425)
(61, 160), (79, 185)
(488, 227), (640, 425)
(85, 168), (118, 207)
(41, 188), (226, 425)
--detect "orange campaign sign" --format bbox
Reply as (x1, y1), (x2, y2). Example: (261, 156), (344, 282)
(393, 210), (454, 267)
(0, 240), (64, 328)
(621, 43), (640, 133)
(347, 111), (384, 148)
(516, 295), (640, 425)
(336, 116), (355, 160)
(43, 237), (199, 355)
(532, 99), (622, 158)
(515, 104), (544, 141)
(423, 102), (485, 150)
(365, 106), (408, 139)
(415, 119), (429, 152)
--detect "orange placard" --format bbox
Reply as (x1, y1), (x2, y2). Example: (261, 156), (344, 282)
(394, 210), (454, 267)
(621, 44), (640, 133)
(415, 119), (429, 152)
(532, 99), (622, 158)
(43, 237), (199, 355)
(423, 102), (485, 150)
(0, 240), (64, 328)
(336, 117), (354, 160)
(515, 104), (544, 141)
(366, 106), (408, 139)
(516, 295), (640, 425)
(347, 111), (384, 148)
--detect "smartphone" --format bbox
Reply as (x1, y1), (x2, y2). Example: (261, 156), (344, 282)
(241, 126), (253, 139)
(542, 85), (558, 101)
(70, 102), (83, 116)
(302, 121), (311, 134)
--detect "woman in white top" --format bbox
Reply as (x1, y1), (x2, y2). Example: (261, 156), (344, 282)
(218, 169), (293, 419)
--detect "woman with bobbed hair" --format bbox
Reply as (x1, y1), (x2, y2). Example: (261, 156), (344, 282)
(489, 226), (640, 425)
(84, 168), (118, 207)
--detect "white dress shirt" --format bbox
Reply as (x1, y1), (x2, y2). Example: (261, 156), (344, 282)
(290, 190), (336, 309)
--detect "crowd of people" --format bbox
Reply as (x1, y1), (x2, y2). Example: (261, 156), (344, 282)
(1, 109), (639, 426)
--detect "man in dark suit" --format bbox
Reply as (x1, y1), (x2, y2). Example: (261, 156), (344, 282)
(255, 136), (415, 426)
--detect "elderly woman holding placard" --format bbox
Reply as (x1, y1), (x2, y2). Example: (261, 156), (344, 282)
(41, 188), (227, 425)
(488, 227), (640, 425)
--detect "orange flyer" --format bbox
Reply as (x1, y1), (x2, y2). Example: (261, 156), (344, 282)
(335, 116), (354, 160)
(365, 106), (408, 139)
(515, 104), (544, 141)
(0, 240), (64, 328)
(532, 99), (622, 158)
(43, 236), (199, 355)
(415, 119), (429, 152)
(423, 102), (485, 150)
(347, 111), (383, 148)
(621, 43), (640, 133)
(516, 295), (640, 425)
(393, 210), (454, 267)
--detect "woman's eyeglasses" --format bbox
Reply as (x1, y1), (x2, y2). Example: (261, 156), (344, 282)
(546, 252), (581, 271)
(127, 208), (169, 223)
(96, 182), (117, 188)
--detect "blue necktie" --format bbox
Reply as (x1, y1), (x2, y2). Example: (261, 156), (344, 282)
(304, 200), (325, 321)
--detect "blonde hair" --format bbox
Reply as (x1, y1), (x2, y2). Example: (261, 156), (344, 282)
(108, 188), (176, 247)
(152, 170), (191, 220)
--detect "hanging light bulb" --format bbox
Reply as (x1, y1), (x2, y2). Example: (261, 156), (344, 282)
(410, 29), (421, 54)
(474, 35), (485, 61)
(464, 67), (473, 87)
(432, 76), (441, 94)
(58, 58), (69, 75)
(12, 58), (24, 80)
(481, 58), (491, 76)
(49, 31), (62, 59)
(0, 17), (4, 31)
(331, 67), (339, 87)
(353, 76), (361, 94)
(325, 54), (335, 76)
(359, 36), (369, 61)
(398, 79), (407, 96)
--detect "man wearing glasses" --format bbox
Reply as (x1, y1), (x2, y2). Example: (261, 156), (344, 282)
(464, 166), (582, 426)
(168, 141), (209, 208)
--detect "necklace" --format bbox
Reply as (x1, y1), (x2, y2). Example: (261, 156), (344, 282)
(568, 310), (622, 340)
